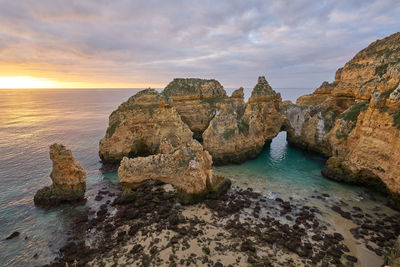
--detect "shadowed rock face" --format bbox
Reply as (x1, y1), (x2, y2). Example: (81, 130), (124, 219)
(203, 76), (283, 164)
(162, 78), (228, 140)
(117, 140), (230, 203)
(99, 89), (193, 163)
(34, 144), (86, 207)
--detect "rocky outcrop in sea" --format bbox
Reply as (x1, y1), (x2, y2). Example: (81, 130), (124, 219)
(203, 76), (283, 164)
(34, 143), (86, 207)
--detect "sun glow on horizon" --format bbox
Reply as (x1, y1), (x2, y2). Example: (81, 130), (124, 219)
(0, 76), (64, 89)
(0, 76), (163, 89)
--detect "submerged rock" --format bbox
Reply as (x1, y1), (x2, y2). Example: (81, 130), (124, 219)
(118, 140), (230, 203)
(34, 143), (86, 207)
(4, 231), (20, 240)
(203, 76), (283, 164)
(99, 89), (193, 163)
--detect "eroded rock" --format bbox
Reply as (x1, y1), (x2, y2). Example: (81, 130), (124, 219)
(162, 78), (228, 140)
(99, 89), (193, 163)
(118, 140), (230, 203)
(281, 32), (400, 204)
(34, 143), (86, 207)
(203, 76), (283, 164)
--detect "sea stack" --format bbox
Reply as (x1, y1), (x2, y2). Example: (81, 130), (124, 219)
(34, 143), (86, 207)
(203, 76), (283, 164)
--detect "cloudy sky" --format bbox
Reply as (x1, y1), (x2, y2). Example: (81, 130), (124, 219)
(0, 0), (399, 88)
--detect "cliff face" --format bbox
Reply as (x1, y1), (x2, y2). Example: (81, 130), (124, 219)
(99, 89), (193, 163)
(162, 78), (228, 140)
(203, 77), (283, 164)
(285, 32), (400, 202)
(286, 32), (400, 157)
(281, 103), (335, 156)
(323, 83), (400, 201)
(34, 144), (86, 207)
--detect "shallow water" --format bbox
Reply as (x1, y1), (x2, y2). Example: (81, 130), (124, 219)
(0, 88), (397, 266)
(214, 132), (398, 267)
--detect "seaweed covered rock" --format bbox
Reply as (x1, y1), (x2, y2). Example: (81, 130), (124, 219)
(99, 89), (193, 163)
(34, 144), (86, 207)
(203, 76), (283, 164)
(162, 78), (228, 140)
(118, 140), (230, 203)
(386, 235), (400, 266)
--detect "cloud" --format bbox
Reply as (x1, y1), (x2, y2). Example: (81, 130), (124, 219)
(0, 0), (399, 88)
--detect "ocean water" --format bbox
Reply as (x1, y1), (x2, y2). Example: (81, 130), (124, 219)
(0, 88), (397, 266)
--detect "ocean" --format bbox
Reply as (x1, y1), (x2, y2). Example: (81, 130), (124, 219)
(0, 88), (398, 266)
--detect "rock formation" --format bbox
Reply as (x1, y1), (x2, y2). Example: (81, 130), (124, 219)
(118, 139), (230, 203)
(284, 33), (400, 156)
(162, 78), (228, 140)
(34, 143), (86, 207)
(203, 76), (283, 164)
(99, 89), (193, 163)
(100, 32), (400, 204)
(283, 32), (400, 203)
(386, 235), (400, 266)
(322, 84), (400, 202)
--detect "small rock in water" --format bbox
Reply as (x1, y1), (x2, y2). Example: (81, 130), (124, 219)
(4, 231), (20, 240)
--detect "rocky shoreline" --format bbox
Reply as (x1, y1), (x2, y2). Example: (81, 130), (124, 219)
(44, 180), (400, 267)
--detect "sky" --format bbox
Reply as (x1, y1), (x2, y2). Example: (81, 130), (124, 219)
(0, 0), (399, 89)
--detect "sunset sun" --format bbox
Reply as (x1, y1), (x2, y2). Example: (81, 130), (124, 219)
(0, 76), (60, 89)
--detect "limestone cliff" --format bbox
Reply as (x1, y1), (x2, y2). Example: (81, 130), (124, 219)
(99, 89), (193, 163)
(285, 32), (400, 157)
(34, 144), (86, 207)
(297, 32), (400, 109)
(323, 83), (400, 202)
(284, 32), (400, 203)
(203, 77), (283, 164)
(281, 102), (335, 156)
(118, 140), (230, 203)
(162, 78), (229, 140)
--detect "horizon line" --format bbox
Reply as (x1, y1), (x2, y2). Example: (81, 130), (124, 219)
(0, 87), (314, 90)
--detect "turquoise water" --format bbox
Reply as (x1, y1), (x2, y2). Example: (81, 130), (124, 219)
(0, 88), (396, 266)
